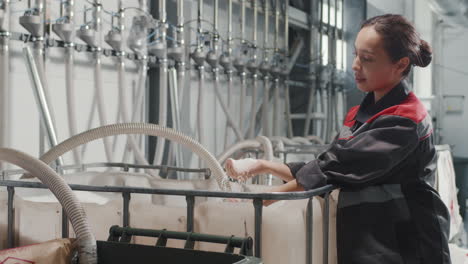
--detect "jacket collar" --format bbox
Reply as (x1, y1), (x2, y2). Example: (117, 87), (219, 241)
(355, 81), (410, 124)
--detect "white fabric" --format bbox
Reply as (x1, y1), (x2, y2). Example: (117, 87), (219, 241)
(436, 145), (464, 240)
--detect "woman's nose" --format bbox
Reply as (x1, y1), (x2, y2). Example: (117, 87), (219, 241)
(352, 56), (360, 72)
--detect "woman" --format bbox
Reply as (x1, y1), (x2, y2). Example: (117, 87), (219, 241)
(226, 14), (451, 264)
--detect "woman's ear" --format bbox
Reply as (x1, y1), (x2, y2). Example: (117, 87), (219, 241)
(395, 57), (410, 75)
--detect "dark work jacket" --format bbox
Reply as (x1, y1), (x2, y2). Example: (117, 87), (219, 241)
(288, 82), (451, 264)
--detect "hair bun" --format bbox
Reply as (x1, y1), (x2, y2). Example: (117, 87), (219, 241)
(415, 39), (432, 67)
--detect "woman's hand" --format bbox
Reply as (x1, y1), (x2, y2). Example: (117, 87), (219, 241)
(225, 158), (264, 181)
(261, 180), (305, 207)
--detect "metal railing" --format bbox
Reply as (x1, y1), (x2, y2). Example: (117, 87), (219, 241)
(0, 163), (337, 264)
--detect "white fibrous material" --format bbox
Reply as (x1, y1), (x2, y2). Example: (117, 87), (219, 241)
(231, 158), (257, 174)
(228, 158), (258, 182)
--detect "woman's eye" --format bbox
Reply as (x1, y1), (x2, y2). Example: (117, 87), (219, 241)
(361, 56), (373, 62)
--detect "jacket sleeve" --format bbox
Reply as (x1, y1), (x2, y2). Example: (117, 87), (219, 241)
(291, 115), (421, 190)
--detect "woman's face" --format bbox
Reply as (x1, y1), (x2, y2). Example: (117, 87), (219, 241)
(352, 26), (408, 94)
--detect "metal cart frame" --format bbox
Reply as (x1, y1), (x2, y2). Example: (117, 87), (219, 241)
(1, 162), (337, 264)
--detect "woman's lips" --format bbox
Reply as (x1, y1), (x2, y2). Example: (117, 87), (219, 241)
(355, 77), (366, 83)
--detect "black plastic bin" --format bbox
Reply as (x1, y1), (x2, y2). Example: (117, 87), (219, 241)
(97, 241), (262, 264)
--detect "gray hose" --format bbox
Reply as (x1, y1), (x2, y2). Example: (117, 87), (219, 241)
(0, 148), (96, 264)
(217, 136), (273, 164)
(38, 123), (231, 191)
(217, 139), (260, 165)
(255, 136), (273, 161)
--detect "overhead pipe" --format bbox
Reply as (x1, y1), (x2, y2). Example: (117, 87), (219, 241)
(168, 0), (186, 153)
(206, 0), (220, 153)
(123, 0), (151, 166)
(23, 46), (64, 168)
(165, 0), (185, 177)
(207, 0), (243, 144)
(247, 0), (259, 139)
(53, 0), (81, 164)
(147, 0), (169, 169)
(0, 0), (10, 169)
(283, 1), (294, 137)
(104, 3), (157, 174)
(259, 0), (271, 137)
(220, 0), (235, 148)
(303, 0), (320, 137)
(20, 0), (57, 155)
(77, 0), (114, 162)
(168, 67), (185, 177)
(233, 0), (247, 134)
(332, 0), (341, 135)
(189, 0), (208, 168)
(271, 0), (282, 136)
(315, 0), (325, 138)
(325, 0), (336, 142)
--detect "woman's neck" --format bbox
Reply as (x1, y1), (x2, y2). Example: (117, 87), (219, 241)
(373, 80), (401, 102)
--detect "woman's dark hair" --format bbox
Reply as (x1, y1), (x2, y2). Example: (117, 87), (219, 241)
(361, 14), (432, 76)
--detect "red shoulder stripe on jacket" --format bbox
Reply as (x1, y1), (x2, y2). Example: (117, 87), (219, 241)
(366, 92), (428, 124)
(343, 105), (360, 127)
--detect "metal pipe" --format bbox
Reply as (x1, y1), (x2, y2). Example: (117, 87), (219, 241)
(241, 0), (246, 43)
(57, 0), (80, 164)
(284, 2), (293, 137)
(323, 193), (330, 264)
(23, 46), (64, 167)
(272, 0), (280, 136)
(253, 198), (263, 258)
(168, 67), (184, 177)
(223, 0), (234, 148)
(62, 208), (69, 238)
(174, 0), (186, 153)
(227, 0), (233, 56)
(197, 0), (203, 48)
(247, 0), (259, 139)
(253, 0), (258, 46)
(0, 0), (10, 170)
(261, 0), (270, 137)
(153, 0), (168, 168)
(7, 186), (14, 248)
(186, 196), (195, 232)
(304, 0), (320, 137)
(316, 0), (325, 138)
(214, 0), (218, 34)
(306, 198), (314, 264)
(263, 0), (269, 49)
(248, 74), (258, 139)
(213, 71), (243, 140)
(238, 0), (246, 133)
(326, 0), (336, 142)
(122, 192), (131, 227)
(239, 71), (246, 134)
(273, 77), (280, 136)
(197, 65), (206, 149)
(88, 0), (114, 162)
(262, 78), (270, 137)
